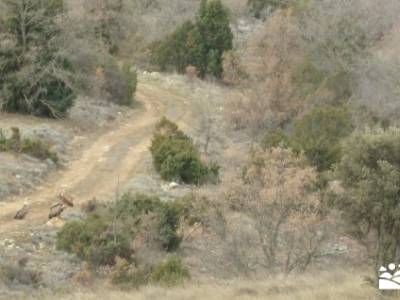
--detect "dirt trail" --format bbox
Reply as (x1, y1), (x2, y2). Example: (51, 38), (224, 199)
(0, 76), (192, 237)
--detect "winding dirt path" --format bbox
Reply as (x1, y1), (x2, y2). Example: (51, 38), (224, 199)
(0, 76), (192, 237)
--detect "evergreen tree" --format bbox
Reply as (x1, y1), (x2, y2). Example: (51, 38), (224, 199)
(0, 0), (75, 118)
(151, 0), (233, 79)
(192, 0), (233, 78)
(291, 106), (353, 171)
(335, 128), (400, 270)
(151, 21), (196, 73)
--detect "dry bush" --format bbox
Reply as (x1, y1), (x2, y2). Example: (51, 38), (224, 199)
(353, 27), (400, 121)
(297, 0), (400, 120)
(72, 262), (92, 287)
(225, 88), (275, 134)
(226, 11), (304, 135)
(297, 0), (400, 76)
(0, 260), (42, 287)
(227, 147), (326, 274)
(222, 50), (247, 85)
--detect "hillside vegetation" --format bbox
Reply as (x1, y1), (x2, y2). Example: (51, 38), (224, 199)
(1, 0), (400, 299)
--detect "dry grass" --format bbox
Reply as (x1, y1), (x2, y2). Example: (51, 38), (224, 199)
(14, 270), (390, 300)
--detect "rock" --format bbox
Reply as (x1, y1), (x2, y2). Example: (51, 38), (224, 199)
(161, 181), (180, 192)
(61, 210), (85, 222)
(169, 182), (180, 189)
(46, 217), (65, 228)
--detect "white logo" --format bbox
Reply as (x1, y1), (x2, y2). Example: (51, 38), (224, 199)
(379, 263), (400, 290)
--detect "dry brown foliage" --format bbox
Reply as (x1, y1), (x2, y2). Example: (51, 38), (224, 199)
(227, 147), (326, 273)
(226, 11), (304, 135)
(72, 262), (92, 287)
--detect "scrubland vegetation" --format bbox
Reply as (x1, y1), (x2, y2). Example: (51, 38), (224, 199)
(2, 0), (400, 299)
(150, 117), (219, 184)
(0, 127), (58, 163)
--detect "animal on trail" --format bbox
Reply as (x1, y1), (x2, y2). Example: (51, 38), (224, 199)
(59, 192), (74, 207)
(14, 202), (29, 220)
(49, 203), (66, 219)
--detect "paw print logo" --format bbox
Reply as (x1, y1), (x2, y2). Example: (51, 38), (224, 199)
(379, 263), (400, 290)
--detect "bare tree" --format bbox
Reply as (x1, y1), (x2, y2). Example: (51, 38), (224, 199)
(227, 147), (326, 273)
(226, 10), (300, 135)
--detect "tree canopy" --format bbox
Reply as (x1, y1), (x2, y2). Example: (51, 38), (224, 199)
(0, 0), (75, 118)
(151, 0), (233, 78)
(335, 127), (400, 268)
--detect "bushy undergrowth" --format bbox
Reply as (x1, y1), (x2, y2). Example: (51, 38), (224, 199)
(101, 59), (137, 106)
(111, 257), (151, 288)
(0, 127), (58, 163)
(291, 106), (353, 171)
(56, 214), (131, 266)
(261, 128), (290, 149)
(150, 117), (219, 184)
(0, 261), (42, 287)
(150, 257), (190, 286)
(57, 193), (184, 267)
(115, 193), (183, 252)
(151, 0), (233, 78)
(262, 106), (353, 171)
(0, 0), (75, 118)
(111, 256), (190, 288)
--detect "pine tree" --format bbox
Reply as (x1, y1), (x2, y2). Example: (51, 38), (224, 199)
(0, 0), (75, 118)
(194, 0), (233, 78)
(151, 0), (233, 79)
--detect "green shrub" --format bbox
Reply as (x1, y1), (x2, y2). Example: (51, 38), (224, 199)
(112, 267), (150, 288)
(88, 232), (132, 266)
(150, 257), (190, 286)
(112, 256), (190, 288)
(102, 59), (137, 106)
(150, 21), (196, 73)
(158, 203), (182, 252)
(115, 193), (182, 252)
(56, 215), (106, 260)
(114, 193), (161, 220)
(291, 106), (353, 171)
(150, 117), (219, 184)
(261, 128), (290, 149)
(0, 130), (7, 151)
(335, 127), (400, 269)
(20, 139), (59, 163)
(151, 0), (233, 78)
(0, 0), (75, 118)
(56, 214), (132, 266)
(0, 261), (42, 287)
(111, 257), (150, 288)
(57, 193), (184, 267)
